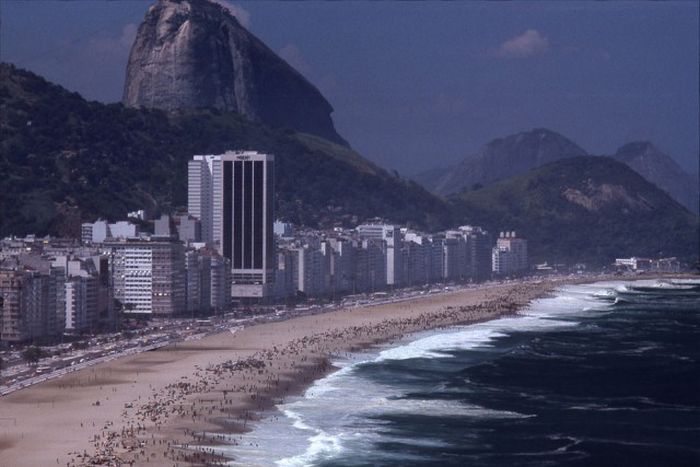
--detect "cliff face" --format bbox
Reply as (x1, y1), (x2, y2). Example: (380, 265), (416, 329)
(613, 142), (698, 214)
(123, 0), (346, 145)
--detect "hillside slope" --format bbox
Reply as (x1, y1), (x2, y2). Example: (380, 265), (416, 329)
(415, 129), (697, 217)
(0, 64), (452, 238)
(451, 157), (699, 265)
(415, 128), (588, 195)
(613, 142), (698, 214)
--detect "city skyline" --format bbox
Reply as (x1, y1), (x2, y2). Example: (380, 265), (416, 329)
(1, 2), (698, 466)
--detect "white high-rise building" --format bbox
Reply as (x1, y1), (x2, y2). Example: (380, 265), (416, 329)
(104, 238), (186, 315)
(52, 256), (100, 333)
(296, 245), (331, 297)
(460, 225), (492, 282)
(189, 151), (276, 299)
(188, 155), (217, 244)
(357, 224), (403, 287)
(81, 220), (139, 244)
(492, 231), (528, 276)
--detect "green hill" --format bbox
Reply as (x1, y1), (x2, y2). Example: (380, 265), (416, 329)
(0, 63), (452, 237)
(451, 156), (699, 265)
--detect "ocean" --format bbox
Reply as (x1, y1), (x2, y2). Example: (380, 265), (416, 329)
(210, 279), (700, 467)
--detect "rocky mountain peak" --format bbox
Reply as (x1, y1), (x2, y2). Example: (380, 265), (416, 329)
(517, 127), (569, 141)
(417, 128), (589, 196)
(612, 141), (698, 214)
(123, 0), (346, 144)
(486, 128), (587, 161)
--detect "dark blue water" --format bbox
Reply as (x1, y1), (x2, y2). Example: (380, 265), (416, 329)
(215, 280), (700, 467)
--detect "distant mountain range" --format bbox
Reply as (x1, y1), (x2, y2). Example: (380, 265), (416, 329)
(450, 157), (699, 264)
(414, 129), (699, 214)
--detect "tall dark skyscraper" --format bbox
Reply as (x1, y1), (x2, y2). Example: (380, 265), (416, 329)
(189, 151), (275, 299)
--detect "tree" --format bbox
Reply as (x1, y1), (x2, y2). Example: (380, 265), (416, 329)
(71, 341), (89, 350)
(113, 298), (123, 332)
(22, 346), (44, 366)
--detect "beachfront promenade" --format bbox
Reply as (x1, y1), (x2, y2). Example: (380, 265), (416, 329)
(0, 279), (559, 466)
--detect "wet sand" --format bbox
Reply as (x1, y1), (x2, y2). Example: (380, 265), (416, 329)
(0, 280), (558, 466)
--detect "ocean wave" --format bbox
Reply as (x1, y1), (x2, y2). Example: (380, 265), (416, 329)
(386, 283), (616, 366)
(276, 428), (343, 467)
(249, 284), (599, 466)
(219, 279), (698, 466)
(374, 306), (582, 363)
(375, 397), (533, 419)
(374, 326), (506, 361)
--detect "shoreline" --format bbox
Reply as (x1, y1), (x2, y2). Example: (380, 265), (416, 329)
(0, 275), (686, 466)
(133, 280), (554, 466)
(179, 297), (544, 463)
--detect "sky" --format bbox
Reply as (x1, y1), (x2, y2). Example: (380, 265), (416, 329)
(1, 1), (698, 175)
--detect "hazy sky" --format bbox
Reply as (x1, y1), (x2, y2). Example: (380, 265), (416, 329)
(2, 1), (698, 174)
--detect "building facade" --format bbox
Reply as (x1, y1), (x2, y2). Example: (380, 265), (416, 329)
(184, 249), (211, 316)
(460, 226), (492, 282)
(189, 151), (276, 299)
(357, 224), (403, 287)
(105, 238), (186, 316)
(492, 231), (528, 276)
(188, 155), (217, 244)
(0, 267), (65, 344)
(81, 220), (139, 244)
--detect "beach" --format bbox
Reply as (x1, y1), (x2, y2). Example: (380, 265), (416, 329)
(0, 279), (559, 466)
(239, 277), (700, 466)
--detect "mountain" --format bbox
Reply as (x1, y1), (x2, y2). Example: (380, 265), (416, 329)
(123, 0), (345, 145)
(0, 64), (451, 238)
(414, 128), (588, 195)
(450, 156), (699, 265)
(415, 129), (698, 216)
(612, 142), (698, 214)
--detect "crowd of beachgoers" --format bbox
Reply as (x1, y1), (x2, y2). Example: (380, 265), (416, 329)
(64, 281), (552, 466)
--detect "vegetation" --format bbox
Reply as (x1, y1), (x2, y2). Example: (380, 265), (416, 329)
(0, 63), (452, 238)
(21, 346), (45, 365)
(3, 64), (696, 266)
(70, 341), (89, 350)
(450, 157), (699, 265)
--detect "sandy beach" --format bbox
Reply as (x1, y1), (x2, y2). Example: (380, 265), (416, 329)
(0, 280), (559, 466)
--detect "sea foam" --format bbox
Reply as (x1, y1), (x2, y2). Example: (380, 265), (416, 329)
(220, 282), (627, 466)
